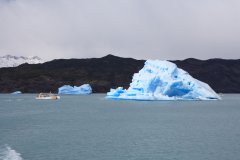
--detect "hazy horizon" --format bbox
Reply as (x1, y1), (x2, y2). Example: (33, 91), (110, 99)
(1, 0), (240, 61)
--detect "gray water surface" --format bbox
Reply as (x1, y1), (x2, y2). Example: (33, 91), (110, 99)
(0, 94), (240, 160)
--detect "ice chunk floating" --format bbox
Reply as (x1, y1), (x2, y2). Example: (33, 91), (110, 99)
(107, 60), (221, 100)
(58, 84), (92, 95)
(11, 91), (22, 94)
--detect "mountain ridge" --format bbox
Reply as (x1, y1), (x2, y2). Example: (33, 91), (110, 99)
(0, 55), (239, 93)
(0, 54), (43, 68)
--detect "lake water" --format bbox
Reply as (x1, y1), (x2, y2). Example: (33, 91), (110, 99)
(0, 94), (240, 160)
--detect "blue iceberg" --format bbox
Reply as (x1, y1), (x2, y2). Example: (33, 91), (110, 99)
(58, 84), (92, 95)
(106, 60), (221, 100)
(11, 91), (22, 94)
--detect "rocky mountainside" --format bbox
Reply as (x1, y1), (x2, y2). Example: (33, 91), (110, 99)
(0, 55), (43, 68)
(0, 54), (239, 93)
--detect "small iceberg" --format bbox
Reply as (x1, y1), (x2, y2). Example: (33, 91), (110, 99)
(58, 84), (92, 95)
(106, 60), (221, 100)
(11, 91), (22, 94)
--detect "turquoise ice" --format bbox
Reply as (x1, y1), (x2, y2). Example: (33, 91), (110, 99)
(107, 60), (221, 100)
(58, 84), (92, 95)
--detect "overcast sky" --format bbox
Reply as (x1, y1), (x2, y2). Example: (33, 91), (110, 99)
(0, 0), (240, 60)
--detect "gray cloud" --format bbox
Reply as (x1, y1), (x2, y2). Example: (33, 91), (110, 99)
(0, 0), (240, 60)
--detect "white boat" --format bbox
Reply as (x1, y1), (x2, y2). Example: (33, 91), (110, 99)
(36, 93), (60, 100)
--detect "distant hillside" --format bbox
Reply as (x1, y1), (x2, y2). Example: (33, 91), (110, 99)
(0, 55), (43, 68)
(0, 54), (239, 93)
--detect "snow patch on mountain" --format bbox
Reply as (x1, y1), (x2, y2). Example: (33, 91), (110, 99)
(0, 55), (43, 68)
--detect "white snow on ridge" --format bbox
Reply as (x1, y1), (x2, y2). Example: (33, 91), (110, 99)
(106, 60), (221, 100)
(0, 55), (43, 68)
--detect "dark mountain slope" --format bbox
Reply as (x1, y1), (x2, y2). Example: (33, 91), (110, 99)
(0, 55), (239, 93)
(0, 55), (144, 93)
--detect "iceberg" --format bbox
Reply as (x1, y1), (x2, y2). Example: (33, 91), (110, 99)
(11, 91), (22, 94)
(58, 84), (92, 95)
(106, 60), (221, 100)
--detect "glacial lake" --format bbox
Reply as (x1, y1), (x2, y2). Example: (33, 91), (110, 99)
(0, 94), (240, 160)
